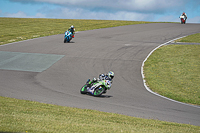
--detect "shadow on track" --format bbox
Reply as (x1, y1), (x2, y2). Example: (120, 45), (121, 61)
(81, 93), (113, 98)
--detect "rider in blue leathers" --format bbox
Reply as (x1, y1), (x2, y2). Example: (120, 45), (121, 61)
(68, 25), (75, 38)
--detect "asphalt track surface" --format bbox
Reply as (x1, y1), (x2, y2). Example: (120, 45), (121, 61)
(1, 23), (200, 126)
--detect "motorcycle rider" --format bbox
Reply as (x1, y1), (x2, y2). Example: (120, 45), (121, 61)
(68, 25), (75, 38)
(86, 71), (114, 90)
(180, 12), (187, 21)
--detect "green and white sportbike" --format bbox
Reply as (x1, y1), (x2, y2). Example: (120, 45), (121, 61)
(80, 79), (112, 97)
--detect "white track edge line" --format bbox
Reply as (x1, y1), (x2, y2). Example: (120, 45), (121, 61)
(141, 36), (200, 109)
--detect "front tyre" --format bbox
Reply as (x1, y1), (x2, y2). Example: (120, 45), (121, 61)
(67, 36), (70, 42)
(80, 85), (87, 94)
(93, 86), (105, 97)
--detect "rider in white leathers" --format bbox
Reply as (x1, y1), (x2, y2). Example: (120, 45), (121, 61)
(180, 12), (187, 22)
(86, 71), (114, 91)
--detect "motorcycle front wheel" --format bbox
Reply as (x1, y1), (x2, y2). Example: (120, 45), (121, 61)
(80, 84), (87, 94)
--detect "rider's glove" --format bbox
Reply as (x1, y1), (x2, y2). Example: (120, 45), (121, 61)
(93, 78), (97, 82)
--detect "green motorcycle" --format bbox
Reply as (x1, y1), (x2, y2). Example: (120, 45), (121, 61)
(80, 79), (112, 97)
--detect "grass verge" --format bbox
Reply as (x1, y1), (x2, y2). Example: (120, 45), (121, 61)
(144, 34), (200, 105)
(0, 17), (153, 45)
(175, 33), (200, 43)
(1, 96), (200, 133)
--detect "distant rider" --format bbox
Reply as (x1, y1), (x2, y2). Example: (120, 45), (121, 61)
(180, 12), (187, 21)
(68, 25), (75, 38)
(86, 71), (114, 90)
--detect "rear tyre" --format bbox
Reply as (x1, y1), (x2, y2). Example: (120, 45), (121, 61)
(93, 86), (105, 97)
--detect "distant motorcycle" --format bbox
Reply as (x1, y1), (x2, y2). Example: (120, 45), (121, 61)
(180, 16), (186, 24)
(80, 79), (111, 97)
(64, 31), (73, 43)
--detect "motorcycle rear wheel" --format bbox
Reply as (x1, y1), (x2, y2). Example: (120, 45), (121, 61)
(93, 86), (105, 97)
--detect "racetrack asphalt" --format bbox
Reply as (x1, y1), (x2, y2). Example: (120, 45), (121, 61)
(0, 23), (200, 126)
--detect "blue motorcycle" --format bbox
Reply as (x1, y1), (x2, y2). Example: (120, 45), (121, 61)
(64, 31), (73, 43)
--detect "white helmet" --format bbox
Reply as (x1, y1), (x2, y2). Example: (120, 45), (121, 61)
(108, 71), (114, 80)
(71, 25), (74, 29)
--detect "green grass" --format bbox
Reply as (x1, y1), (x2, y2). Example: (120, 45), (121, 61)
(144, 44), (200, 105)
(0, 17), (152, 45)
(175, 33), (200, 43)
(1, 96), (200, 133)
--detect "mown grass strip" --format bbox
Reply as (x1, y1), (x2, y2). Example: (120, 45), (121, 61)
(1, 96), (199, 133)
(0, 17), (152, 45)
